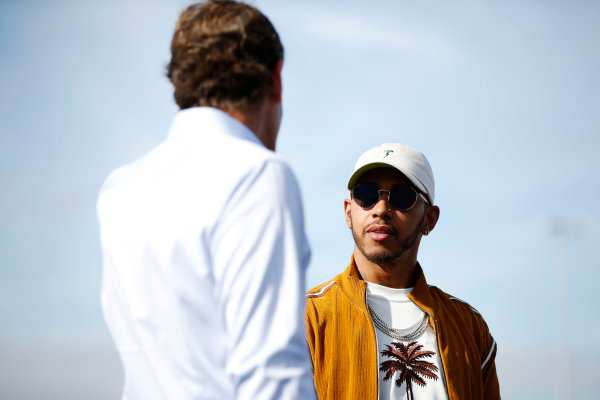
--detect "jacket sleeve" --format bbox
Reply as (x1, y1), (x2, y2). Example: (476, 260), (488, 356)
(212, 160), (316, 400)
(304, 299), (317, 369)
(470, 303), (500, 400)
(481, 331), (500, 399)
(458, 296), (501, 399)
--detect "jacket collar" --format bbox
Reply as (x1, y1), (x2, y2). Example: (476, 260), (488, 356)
(339, 254), (437, 318)
(407, 263), (437, 318)
(336, 254), (369, 310)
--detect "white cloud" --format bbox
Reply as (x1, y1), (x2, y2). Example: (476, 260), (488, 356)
(304, 13), (468, 69)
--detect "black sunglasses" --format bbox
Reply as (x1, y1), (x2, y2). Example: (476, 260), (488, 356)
(351, 183), (429, 211)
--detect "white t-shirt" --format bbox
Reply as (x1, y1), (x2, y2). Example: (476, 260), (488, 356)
(98, 107), (315, 400)
(367, 282), (449, 400)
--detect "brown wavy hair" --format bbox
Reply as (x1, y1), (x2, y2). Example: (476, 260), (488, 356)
(167, 1), (284, 111)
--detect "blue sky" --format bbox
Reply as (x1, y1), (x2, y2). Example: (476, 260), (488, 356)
(1, 0), (599, 398)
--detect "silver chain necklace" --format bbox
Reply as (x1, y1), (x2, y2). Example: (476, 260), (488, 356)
(368, 305), (429, 342)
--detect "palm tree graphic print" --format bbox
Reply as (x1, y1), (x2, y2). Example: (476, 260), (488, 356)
(379, 341), (439, 400)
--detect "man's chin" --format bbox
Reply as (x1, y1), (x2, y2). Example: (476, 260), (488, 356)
(364, 250), (402, 266)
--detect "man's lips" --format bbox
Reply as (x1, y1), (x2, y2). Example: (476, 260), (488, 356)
(366, 224), (395, 241)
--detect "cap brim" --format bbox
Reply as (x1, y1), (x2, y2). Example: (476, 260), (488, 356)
(347, 162), (429, 202)
(347, 162), (396, 189)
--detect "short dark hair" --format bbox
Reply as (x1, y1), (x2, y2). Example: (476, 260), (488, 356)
(167, 0), (284, 111)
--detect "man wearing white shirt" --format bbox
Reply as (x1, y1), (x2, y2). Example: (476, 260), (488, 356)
(97, 2), (315, 399)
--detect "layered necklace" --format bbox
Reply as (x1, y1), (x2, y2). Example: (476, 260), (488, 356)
(368, 305), (429, 342)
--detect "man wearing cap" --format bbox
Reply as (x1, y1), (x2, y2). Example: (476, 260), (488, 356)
(305, 143), (500, 399)
(98, 2), (315, 399)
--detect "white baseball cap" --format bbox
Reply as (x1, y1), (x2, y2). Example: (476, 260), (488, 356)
(347, 143), (435, 204)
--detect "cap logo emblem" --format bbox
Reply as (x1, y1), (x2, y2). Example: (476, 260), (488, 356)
(383, 150), (393, 158)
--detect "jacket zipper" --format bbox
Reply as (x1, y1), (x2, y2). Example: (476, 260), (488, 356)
(364, 289), (381, 400)
(413, 301), (450, 399)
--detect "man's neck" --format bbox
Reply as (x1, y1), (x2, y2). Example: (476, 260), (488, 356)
(225, 99), (277, 151)
(354, 249), (419, 289)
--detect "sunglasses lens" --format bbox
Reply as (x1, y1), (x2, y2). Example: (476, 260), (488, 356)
(389, 186), (418, 210)
(352, 184), (379, 208)
(352, 184), (419, 210)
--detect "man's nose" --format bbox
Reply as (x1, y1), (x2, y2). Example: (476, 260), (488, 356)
(372, 190), (392, 217)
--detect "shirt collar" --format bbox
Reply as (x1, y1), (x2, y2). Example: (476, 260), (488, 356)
(166, 106), (263, 147)
(344, 255), (437, 317)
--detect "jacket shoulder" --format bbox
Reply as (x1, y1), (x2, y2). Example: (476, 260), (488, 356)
(428, 286), (493, 341)
(429, 286), (496, 362)
(305, 279), (339, 334)
(429, 286), (485, 318)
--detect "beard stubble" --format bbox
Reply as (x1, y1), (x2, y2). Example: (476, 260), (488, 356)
(351, 211), (426, 265)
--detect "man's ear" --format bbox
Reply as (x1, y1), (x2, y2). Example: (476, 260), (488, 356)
(269, 59), (283, 103)
(423, 205), (440, 234)
(344, 198), (352, 229)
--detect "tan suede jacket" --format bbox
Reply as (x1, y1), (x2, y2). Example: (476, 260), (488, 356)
(305, 257), (500, 400)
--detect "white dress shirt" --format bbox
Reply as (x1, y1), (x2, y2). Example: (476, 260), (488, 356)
(98, 107), (315, 399)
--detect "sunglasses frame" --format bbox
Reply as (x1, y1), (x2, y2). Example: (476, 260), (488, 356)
(351, 183), (430, 211)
